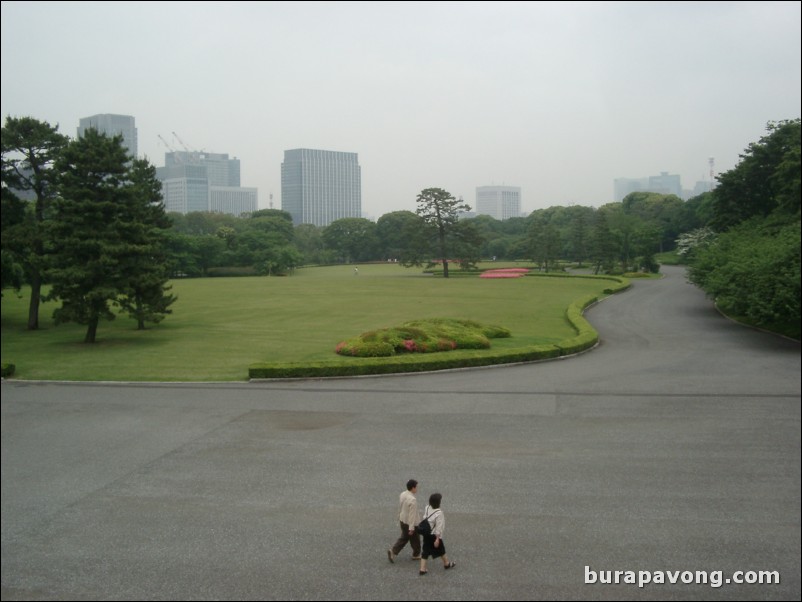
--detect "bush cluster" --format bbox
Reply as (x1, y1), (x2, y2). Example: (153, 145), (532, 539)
(334, 318), (510, 357)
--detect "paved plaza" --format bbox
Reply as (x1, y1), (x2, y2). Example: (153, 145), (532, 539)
(2, 266), (799, 600)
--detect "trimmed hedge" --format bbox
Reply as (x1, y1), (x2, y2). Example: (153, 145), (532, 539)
(249, 276), (629, 379)
(1, 363), (15, 378)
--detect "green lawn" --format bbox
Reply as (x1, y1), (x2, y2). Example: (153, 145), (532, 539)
(1, 263), (617, 381)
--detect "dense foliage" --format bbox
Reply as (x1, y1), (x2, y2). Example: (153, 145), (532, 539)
(687, 119), (800, 338)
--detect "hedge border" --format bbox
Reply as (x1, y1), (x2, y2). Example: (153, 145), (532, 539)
(249, 275), (630, 379)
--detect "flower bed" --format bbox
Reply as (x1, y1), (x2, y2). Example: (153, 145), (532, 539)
(335, 318), (510, 357)
(480, 268), (530, 278)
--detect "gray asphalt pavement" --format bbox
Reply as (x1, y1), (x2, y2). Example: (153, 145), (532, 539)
(2, 265), (800, 601)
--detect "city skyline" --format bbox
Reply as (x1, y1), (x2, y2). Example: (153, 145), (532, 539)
(2, 2), (799, 219)
(77, 113), (707, 220)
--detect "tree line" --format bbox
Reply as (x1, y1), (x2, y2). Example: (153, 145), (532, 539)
(3, 116), (799, 341)
(165, 188), (700, 278)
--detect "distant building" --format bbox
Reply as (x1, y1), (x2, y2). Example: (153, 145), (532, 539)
(614, 172), (682, 202)
(77, 114), (137, 158)
(475, 186), (521, 220)
(157, 151), (257, 216)
(690, 180), (715, 197)
(647, 172), (682, 197)
(209, 187), (258, 216)
(613, 177), (649, 202)
(281, 148), (361, 226)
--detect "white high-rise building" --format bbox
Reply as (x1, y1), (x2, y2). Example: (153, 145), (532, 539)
(475, 186), (521, 220)
(281, 148), (361, 226)
(77, 114), (138, 158)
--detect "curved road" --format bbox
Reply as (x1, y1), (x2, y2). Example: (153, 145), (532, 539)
(2, 265), (799, 600)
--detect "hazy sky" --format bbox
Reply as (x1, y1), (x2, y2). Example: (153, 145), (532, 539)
(2, 1), (800, 219)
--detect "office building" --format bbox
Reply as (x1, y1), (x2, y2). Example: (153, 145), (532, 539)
(475, 186), (521, 220)
(281, 148), (361, 226)
(157, 151), (257, 216)
(614, 172), (682, 202)
(77, 114), (138, 158)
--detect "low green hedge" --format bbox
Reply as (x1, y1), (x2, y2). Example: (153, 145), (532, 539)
(1, 362), (15, 378)
(249, 278), (627, 379)
(249, 344), (564, 379)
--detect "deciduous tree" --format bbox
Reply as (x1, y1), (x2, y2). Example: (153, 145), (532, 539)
(711, 119), (801, 230)
(322, 217), (378, 263)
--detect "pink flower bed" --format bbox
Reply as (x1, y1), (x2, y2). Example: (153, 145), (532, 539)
(480, 268), (530, 279)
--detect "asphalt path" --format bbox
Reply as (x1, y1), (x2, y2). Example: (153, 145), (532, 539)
(2, 265), (799, 601)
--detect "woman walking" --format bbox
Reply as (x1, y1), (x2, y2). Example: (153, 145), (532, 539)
(418, 493), (455, 575)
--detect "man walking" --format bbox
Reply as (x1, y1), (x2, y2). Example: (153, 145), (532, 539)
(387, 479), (421, 562)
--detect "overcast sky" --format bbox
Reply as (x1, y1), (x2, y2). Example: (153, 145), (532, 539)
(2, 1), (800, 218)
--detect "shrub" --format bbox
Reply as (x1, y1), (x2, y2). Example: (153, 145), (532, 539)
(335, 339), (395, 357)
(335, 318), (508, 357)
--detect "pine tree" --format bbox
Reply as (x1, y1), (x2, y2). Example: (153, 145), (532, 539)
(0, 117), (68, 328)
(116, 159), (176, 330)
(415, 188), (471, 278)
(47, 129), (174, 342)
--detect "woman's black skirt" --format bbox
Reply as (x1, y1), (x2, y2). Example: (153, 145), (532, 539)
(421, 534), (446, 559)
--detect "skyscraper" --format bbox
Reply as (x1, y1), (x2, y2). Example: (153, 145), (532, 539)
(475, 186), (521, 220)
(281, 148), (361, 226)
(77, 114), (138, 158)
(156, 151), (257, 216)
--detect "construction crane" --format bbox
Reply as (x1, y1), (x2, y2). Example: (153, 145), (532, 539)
(172, 131), (201, 163)
(158, 134), (182, 164)
(171, 131), (192, 152)
(158, 133), (175, 151)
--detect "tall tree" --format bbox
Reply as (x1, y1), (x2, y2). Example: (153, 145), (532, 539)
(711, 119), (801, 230)
(450, 220), (485, 270)
(414, 188), (470, 278)
(0, 117), (68, 328)
(322, 217), (379, 263)
(47, 129), (173, 342)
(565, 206), (594, 265)
(376, 210), (420, 260)
(397, 214), (436, 269)
(0, 185), (26, 294)
(116, 159), (177, 330)
(528, 215), (561, 272)
(293, 223), (325, 264)
(588, 209), (617, 274)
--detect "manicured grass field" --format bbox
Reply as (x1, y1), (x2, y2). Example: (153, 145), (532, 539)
(1, 263), (616, 381)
